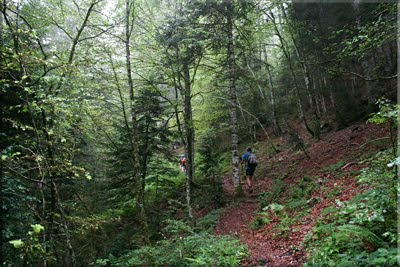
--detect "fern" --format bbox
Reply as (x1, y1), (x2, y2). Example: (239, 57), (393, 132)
(336, 224), (384, 247)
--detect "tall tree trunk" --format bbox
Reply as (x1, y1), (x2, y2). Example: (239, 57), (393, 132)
(182, 62), (194, 224)
(0, 1), (3, 45)
(353, 2), (376, 107)
(280, 4), (320, 137)
(170, 44), (195, 224)
(268, 10), (315, 138)
(226, 0), (242, 196)
(264, 50), (281, 135)
(125, 0), (149, 244)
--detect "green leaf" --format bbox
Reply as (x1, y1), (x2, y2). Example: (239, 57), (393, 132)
(31, 224), (45, 234)
(9, 239), (25, 248)
(85, 173), (92, 180)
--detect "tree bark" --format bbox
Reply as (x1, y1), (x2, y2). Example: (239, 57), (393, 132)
(125, 0), (149, 244)
(182, 62), (195, 224)
(226, 0), (242, 195)
(264, 50), (281, 135)
(279, 4), (320, 135)
(267, 10), (315, 138)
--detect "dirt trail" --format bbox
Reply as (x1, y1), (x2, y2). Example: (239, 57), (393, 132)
(214, 122), (389, 267)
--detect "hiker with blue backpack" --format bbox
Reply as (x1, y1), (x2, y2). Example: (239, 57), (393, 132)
(240, 148), (257, 193)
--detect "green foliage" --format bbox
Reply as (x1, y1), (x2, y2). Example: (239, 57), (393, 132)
(195, 209), (223, 234)
(95, 220), (248, 267)
(195, 131), (224, 208)
(1, 0), (397, 265)
(249, 211), (271, 230)
(257, 179), (285, 208)
(287, 176), (316, 211)
(322, 161), (345, 174)
(304, 149), (397, 266)
(8, 224), (47, 265)
(288, 132), (307, 153)
(368, 98), (398, 155)
(260, 203), (296, 238)
(368, 98), (399, 126)
(162, 219), (194, 238)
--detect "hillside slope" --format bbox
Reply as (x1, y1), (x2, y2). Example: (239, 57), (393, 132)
(215, 122), (391, 267)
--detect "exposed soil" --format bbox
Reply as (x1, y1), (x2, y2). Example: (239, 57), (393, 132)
(214, 122), (390, 267)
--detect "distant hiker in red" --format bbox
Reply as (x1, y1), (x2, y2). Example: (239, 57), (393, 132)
(181, 157), (187, 172)
(240, 147), (257, 193)
(179, 154), (187, 173)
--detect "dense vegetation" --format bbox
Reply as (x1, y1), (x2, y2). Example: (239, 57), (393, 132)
(1, 0), (397, 266)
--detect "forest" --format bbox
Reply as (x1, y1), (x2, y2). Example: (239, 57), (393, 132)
(1, 0), (398, 266)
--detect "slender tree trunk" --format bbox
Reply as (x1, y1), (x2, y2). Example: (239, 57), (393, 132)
(246, 61), (265, 100)
(264, 51), (281, 135)
(0, 1), (3, 45)
(52, 182), (76, 266)
(171, 46), (195, 225)
(313, 77), (321, 117)
(316, 72), (327, 114)
(268, 10), (315, 137)
(226, 0), (242, 196)
(280, 4), (320, 136)
(323, 77), (335, 109)
(182, 62), (194, 224)
(125, 0), (149, 244)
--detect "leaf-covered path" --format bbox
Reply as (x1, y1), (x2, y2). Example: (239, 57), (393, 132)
(214, 122), (389, 267)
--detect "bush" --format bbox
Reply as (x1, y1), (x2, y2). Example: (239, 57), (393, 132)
(95, 220), (248, 266)
(195, 209), (222, 234)
(95, 233), (248, 267)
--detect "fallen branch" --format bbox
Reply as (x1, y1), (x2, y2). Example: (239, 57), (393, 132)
(360, 137), (391, 148)
(345, 71), (397, 82)
(342, 162), (357, 170)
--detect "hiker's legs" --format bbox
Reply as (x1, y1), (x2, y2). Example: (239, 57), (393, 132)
(246, 175), (252, 188)
(245, 167), (255, 193)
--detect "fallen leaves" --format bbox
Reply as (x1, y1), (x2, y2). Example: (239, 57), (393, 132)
(214, 122), (389, 267)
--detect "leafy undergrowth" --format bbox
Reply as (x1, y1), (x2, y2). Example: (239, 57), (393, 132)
(303, 149), (398, 266)
(215, 121), (395, 266)
(95, 213), (248, 266)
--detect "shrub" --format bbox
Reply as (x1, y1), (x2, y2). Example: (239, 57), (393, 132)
(195, 209), (222, 233)
(95, 233), (248, 267)
(95, 220), (248, 266)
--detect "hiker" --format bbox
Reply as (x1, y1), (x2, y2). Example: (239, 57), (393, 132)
(181, 156), (187, 173)
(240, 147), (257, 193)
(179, 154), (187, 172)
